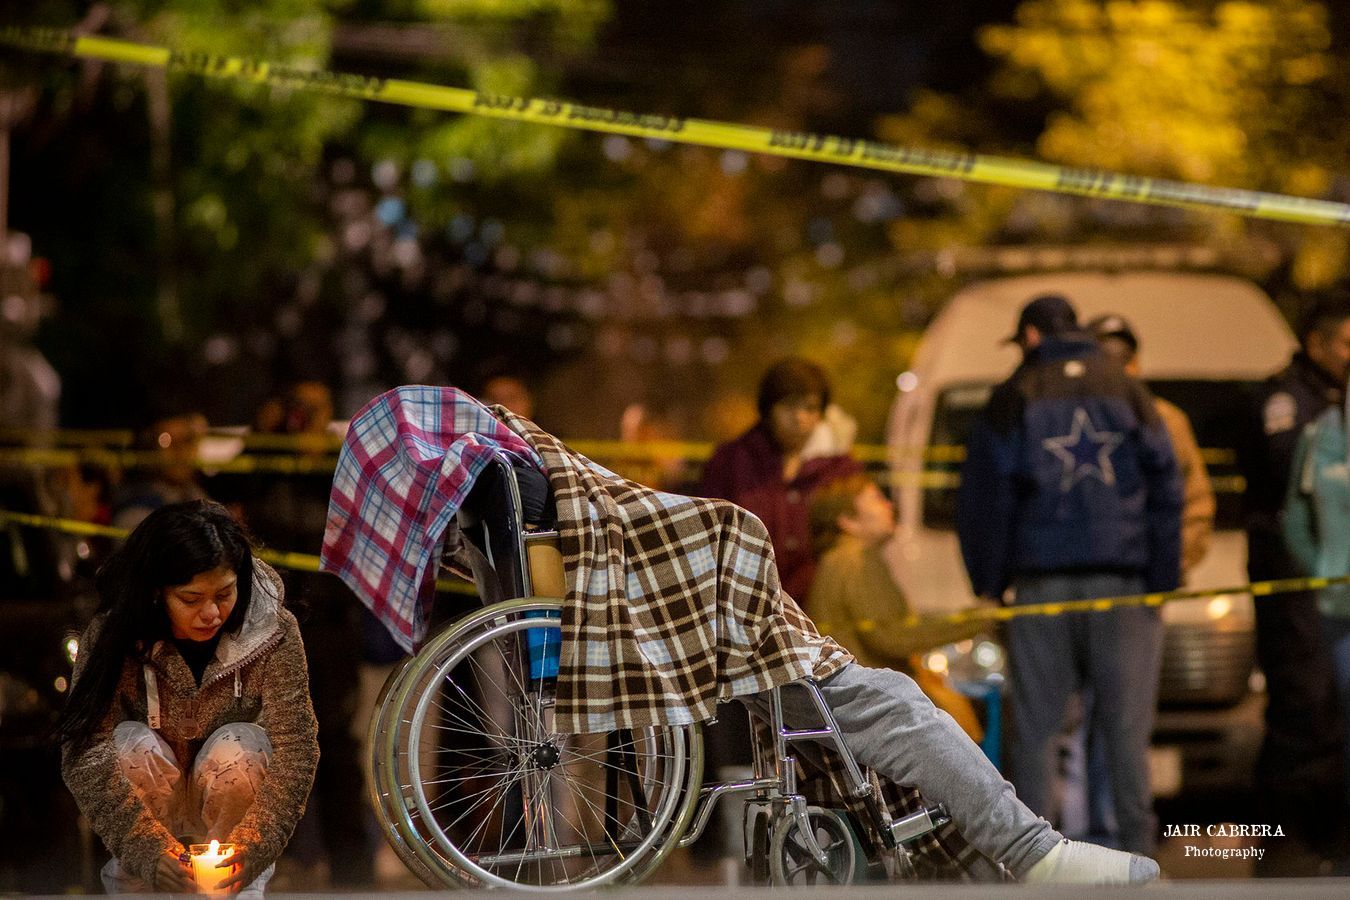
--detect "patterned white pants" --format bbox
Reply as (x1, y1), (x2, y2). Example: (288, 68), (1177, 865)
(100, 721), (275, 896)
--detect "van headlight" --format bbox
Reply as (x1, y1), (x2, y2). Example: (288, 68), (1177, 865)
(936, 633), (1005, 684)
(973, 640), (1002, 670)
(1206, 595), (1234, 621)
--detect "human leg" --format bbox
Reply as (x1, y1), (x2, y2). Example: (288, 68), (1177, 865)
(1084, 588), (1161, 855)
(1253, 589), (1343, 873)
(1322, 613), (1350, 812)
(1084, 692), (1120, 847)
(1005, 575), (1081, 823)
(193, 722), (274, 897)
(194, 722), (273, 837)
(771, 664), (1061, 876)
(101, 722), (190, 893)
(745, 666), (1157, 883)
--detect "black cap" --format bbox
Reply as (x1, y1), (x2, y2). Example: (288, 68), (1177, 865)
(1006, 293), (1079, 343)
(1087, 313), (1139, 354)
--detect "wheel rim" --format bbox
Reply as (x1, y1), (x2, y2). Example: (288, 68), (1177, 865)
(367, 657), (444, 887)
(397, 601), (697, 890)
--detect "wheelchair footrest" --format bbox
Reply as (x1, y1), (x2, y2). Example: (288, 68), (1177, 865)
(889, 803), (950, 845)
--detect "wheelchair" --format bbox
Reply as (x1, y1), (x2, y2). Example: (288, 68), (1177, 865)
(367, 449), (951, 889)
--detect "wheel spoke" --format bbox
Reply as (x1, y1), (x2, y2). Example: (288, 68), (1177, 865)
(384, 603), (694, 890)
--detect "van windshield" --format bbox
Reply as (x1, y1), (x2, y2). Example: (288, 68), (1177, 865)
(920, 380), (1253, 531)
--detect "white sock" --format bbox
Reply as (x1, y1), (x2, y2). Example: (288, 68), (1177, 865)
(1024, 839), (1159, 884)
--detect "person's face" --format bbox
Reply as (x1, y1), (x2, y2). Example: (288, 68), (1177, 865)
(839, 483), (896, 544)
(163, 566), (237, 641)
(768, 394), (824, 454)
(1306, 318), (1350, 385)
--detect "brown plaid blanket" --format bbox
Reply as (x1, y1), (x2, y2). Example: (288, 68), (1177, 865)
(500, 410), (993, 879)
(499, 409), (851, 733)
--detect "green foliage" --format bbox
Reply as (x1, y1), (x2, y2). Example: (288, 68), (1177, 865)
(982, 0), (1337, 188)
(5, 0), (610, 425)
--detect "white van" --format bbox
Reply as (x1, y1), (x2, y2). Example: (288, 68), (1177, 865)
(885, 271), (1296, 711)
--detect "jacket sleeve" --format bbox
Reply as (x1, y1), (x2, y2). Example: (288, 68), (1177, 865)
(60, 628), (181, 884)
(1140, 417), (1184, 593)
(1281, 424), (1319, 576)
(957, 414), (1021, 599)
(224, 612), (319, 873)
(875, 616), (990, 660)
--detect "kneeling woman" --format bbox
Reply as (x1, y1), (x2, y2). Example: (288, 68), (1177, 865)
(56, 501), (319, 894)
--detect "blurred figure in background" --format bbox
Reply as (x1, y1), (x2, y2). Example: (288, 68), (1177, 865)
(807, 474), (987, 740)
(800, 402), (858, 460)
(1067, 313), (1215, 848)
(242, 381), (376, 888)
(699, 358), (862, 602)
(480, 374), (535, 420)
(694, 358), (862, 868)
(1284, 384), (1350, 854)
(1239, 292), (1350, 874)
(957, 294), (1181, 856)
(110, 413), (209, 531)
(0, 243), (60, 434)
(1090, 314), (1214, 574)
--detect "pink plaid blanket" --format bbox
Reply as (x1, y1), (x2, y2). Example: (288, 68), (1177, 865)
(319, 385), (541, 650)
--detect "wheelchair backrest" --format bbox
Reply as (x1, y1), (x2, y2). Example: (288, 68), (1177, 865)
(455, 449), (560, 601)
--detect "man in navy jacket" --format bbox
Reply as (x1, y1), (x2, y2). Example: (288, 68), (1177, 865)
(957, 294), (1182, 855)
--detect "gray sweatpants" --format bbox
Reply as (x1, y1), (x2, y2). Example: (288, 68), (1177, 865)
(745, 663), (1061, 877)
(101, 721), (275, 896)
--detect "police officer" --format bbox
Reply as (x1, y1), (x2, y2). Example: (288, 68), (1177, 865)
(1238, 290), (1350, 874)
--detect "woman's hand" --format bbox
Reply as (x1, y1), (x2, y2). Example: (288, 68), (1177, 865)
(215, 845), (255, 894)
(152, 849), (195, 893)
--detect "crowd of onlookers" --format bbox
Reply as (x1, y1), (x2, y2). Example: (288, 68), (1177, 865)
(686, 287), (1350, 875)
(4, 283), (1350, 887)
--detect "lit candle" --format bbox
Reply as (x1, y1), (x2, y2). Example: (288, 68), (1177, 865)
(189, 841), (237, 895)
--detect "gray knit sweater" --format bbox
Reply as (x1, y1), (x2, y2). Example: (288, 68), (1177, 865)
(61, 560), (319, 886)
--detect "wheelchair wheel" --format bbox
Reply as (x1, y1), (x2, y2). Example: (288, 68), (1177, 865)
(768, 806), (866, 886)
(378, 598), (703, 890)
(368, 655), (444, 888)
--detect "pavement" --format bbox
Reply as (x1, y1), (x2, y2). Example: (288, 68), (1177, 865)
(22, 881), (1350, 898)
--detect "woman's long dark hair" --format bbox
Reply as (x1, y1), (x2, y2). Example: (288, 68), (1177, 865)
(54, 500), (256, 748)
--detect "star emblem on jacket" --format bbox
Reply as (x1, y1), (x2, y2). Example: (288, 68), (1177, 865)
(1042, 407), (1125, 492)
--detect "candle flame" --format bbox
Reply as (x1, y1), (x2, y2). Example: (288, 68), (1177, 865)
(208, 840), (220, 855)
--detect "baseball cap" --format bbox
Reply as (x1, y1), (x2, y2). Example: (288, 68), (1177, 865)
(1086, 313), (1139, 354)
(1005, 293), (1080, 343)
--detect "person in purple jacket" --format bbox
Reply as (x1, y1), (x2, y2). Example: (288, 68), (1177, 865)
(956, 294), (1182, 856)
(699, 357), (862, 603)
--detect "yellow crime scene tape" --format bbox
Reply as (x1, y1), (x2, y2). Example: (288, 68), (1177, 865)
(0, 446), (342, 475)
(815, 569), (1350, 634)
(0, 508), (477, 596)
(3, 25), (1350, 227)
(0, 436), (1250, 491)
(3, 506), (1345, 621)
